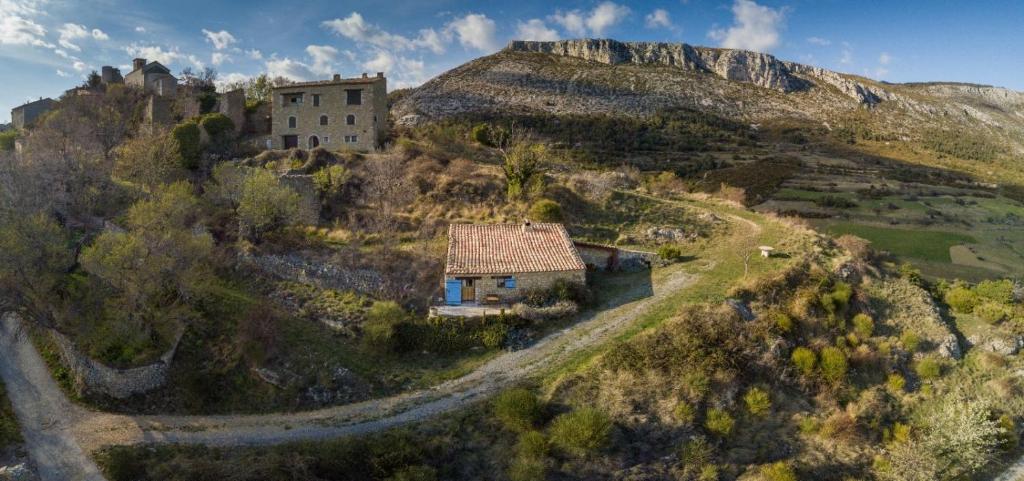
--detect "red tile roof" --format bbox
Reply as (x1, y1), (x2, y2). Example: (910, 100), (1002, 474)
(446, 223), (586, 275)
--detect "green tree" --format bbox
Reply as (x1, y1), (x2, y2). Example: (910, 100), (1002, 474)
(944, 284), (979, 313)
(312, 165), (351, 199)
(0, 213), (73, 321)
(236, 168), (303, 241)
(500, 139), (548, 201)
(528, 199), (562, 222)
(171, 121), (202, 169)
(113, 130), (185, 191)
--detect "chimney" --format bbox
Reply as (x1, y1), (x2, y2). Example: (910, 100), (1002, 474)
(522, 219), (532, 233)
(376, 72), (384, 78)
(132, 58), (146, 71)
(361, 72), (368, 78)
(333, 74), (341, 81)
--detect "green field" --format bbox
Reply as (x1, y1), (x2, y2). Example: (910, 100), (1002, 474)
(816, 222), (975, 262)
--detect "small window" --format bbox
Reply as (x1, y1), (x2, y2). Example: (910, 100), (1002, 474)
(496, 276), (516, 289)
(288, 116), (296, 128)
(351, 135), (358, 143)
(373, 115), (377, 123)
(312, 94), (320, 107)
(285, 93), (303, 105)
(323, 136), (330, 144)
(346, 114), (355, 125)
(320, 115), (329, 126)
(346, 89), (362, 105)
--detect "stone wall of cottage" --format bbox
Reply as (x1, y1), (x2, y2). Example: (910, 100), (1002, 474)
(451, 269), (586, 304)
(575, 243), (658, 272)
(48, 326), (184, 399)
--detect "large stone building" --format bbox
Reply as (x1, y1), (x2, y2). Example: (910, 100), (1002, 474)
(270, 73), (387, 151)
(11, 97), (55, 130)
(124, 58), (178, 97)
(443, 222), (587, 306)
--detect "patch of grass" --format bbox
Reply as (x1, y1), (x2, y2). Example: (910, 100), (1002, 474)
(818, 222), (975, 263)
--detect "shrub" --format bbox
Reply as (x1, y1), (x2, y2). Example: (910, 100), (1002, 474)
(675, 402), (696, 425)
(493, 388), (543, 432)
(386, 466), (437, 481)
(513, 301), (578, 322)
(480, 323), (509, 349)
(528, 199), (563, 222)
(816, 194), (858, 208)
(975, 279), (1015, 304)
(744, 387), (771, 417)
(915, 356), (942, 380)
(312, 165), (351, 197)
(522, 279), (591, 307)
(704, 408), (734, 437)
(199, 112), (235, 138)
(820, 281), (853, 317)
(698, 465), (719, 481)
(945, 285), (980, 313)
(171, 120), (202, 169)
(516, 430), (548, 459)
(760, 462), (797, 481)
(852, 313), (874, 339)
(680, 436), (714, 466)
(0, 130), (17, 152)
(899, 331), (921, 352)
(772, 312), (793, 334)
(819, 347), (848, 384)
(886, 373), (906, 393)
(658, 245), (683, 262)
(791, 347), (816, 376)
(508, 458), (545, 481)
(471, 123), (494, 146)
(549, 407), (613, 456)
(975, 301), (1009, 324)
(362, 301), (407, 352)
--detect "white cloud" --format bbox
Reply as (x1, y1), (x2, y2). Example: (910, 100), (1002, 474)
(56, 69), (69, 77)
(587, 2), (630, 35)
(550, 10), (586, 37)
(873, 67), (888, 79)
(806, 36), (830, 46)
(265, 57), (318, 82)
(53, 48), (69, 58)
(246, 48), (262, 60)
(879, 52), (891, 65)
(645, 9), (672, 29)
(0, 13), (51, 47)
(57, 23), (88, 51)
(202, 29), (236, 50)
(125, 43), (204, 70)
(305, 44), (338, 76)
(91, 28), (108, 40)
(360, 50), (430, 88)
(516, 19), (560, 41)
(708, 0), (785, 53)
(323, 12), (414, 51)
(551, 2), (629, 37)
(839, 42), (853, 65)
(363, 50), (395, 72)
(445, 13), (499, 52)
(71, 60), (87, 71)
(415, 28), (446, 54)
(211, 52), (230, 65)
(216, 72), (250, 90)
(135, 26), (146, 33)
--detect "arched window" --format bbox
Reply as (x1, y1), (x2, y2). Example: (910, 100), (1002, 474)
(288, 116), (296, 128)
(346, 114), (356, 125)
(320, 115), (329, 126)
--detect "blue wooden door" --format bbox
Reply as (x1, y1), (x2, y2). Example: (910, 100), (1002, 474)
(445, 280), (462, 305)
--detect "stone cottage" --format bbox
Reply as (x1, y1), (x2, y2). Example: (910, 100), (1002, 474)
(270, 72), (388, 151)
(443, 222), (587, 306)
(124, 58), (178, 97)
(10, 97), (55, 130)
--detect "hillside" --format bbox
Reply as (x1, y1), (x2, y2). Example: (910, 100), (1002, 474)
(394, 39), (1024, 183)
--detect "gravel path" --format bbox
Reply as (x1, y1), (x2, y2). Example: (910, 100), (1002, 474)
(0, 314), (106, 481)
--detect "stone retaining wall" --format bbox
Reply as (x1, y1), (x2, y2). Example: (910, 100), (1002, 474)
(242, 252), (385, 297)
(49, 327), (183, 399)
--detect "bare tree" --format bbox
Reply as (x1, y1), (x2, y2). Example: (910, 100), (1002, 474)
(362, 152), (415, 242)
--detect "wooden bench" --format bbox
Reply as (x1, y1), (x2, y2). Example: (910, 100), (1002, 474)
(484, 294), (502, 305)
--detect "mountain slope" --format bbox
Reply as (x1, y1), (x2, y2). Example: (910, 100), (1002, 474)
(393, 39), (1024, 180)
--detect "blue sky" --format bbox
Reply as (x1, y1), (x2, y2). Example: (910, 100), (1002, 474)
(2, 0), (1023, 123)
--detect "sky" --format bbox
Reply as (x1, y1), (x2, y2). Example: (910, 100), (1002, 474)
(2, 0), (1023, 123)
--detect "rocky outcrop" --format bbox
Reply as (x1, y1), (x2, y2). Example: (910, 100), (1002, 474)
(784, 62), (896, 105)
(241, 252), (385, 297)
(509, 39), (806, 93)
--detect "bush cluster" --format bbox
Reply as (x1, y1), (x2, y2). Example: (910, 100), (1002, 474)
(171, 120), (202, 169)
(548, 407), (613, 456)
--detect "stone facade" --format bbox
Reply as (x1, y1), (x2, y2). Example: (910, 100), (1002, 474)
(10, 98), (55, 130)
(48, 326), (184, 399)
(270, 73), (388, 152)
(446, 269), (586, 305)
(574, 242), (657, 272)
(217, 89), (247, 134)
(124, 58), (178, 97)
